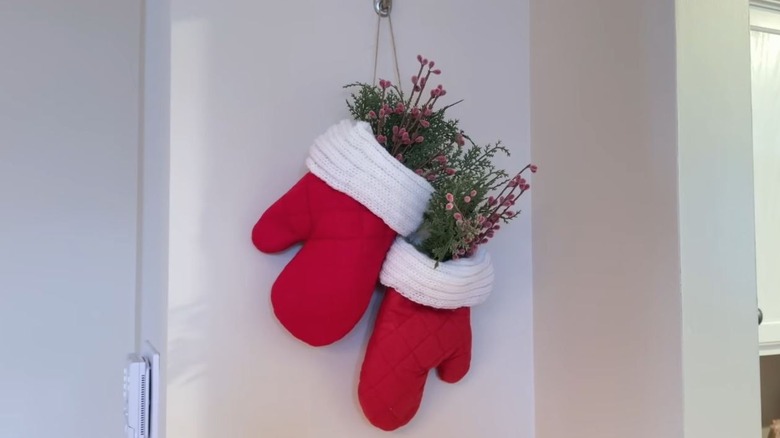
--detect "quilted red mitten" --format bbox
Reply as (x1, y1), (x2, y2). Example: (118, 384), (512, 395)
(358, 237), (495, 431)
(252, 120), (433, 347)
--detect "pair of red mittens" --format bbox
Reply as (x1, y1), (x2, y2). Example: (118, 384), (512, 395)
(253, 120), (495, 431)
(358, 237), (495, 431)
(252, 120), (433, 346)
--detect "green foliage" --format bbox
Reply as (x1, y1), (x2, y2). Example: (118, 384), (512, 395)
(416, 142), (513, 263)
(404, 107), (461, 173)
(455, 138), (511, 191)
(344, 82), (396, 124)
(344, 64), (534, 265)
(344, 82), (463, 184)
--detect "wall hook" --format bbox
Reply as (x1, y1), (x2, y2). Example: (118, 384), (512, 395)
(374, 0), (392, 17)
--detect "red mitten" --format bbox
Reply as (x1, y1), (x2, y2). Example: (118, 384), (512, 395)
(253, 121), (433, 347)
(358, 238), (495, 431)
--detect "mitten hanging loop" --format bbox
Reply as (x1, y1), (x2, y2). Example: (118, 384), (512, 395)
(372, 0), (401, 90)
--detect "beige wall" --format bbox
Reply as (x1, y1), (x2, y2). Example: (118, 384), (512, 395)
(531, 0), (684, 436)
(532, 0), (761, 437)
(167, 0), (533, 437)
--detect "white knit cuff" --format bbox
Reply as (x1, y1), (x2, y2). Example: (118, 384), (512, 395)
(306, 120), (434, 236)
(379, 237), (495, 309)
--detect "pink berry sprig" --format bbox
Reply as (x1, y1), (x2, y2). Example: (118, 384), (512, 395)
(348, 56), (539, 263)
(346, 55), (466, 178)
(413, 153), (458, 182)
(473, 164), (536, 248)
(387, 55), (446, 158)
(442, 189), (483, 260)
(421, 161), (537, 262)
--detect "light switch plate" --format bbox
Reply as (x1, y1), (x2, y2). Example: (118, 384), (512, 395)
(140, 341), (160, 438)
(124, 354), (150, 438)
(124, 342), (160, 438)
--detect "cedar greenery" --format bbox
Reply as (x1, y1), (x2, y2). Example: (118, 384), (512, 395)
(344, 86), (462, 181)
(346, 55), (536, 263)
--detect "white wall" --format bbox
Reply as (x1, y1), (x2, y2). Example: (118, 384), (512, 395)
(167, 0), (532, 437)
(0, 1), (142, 437)
(531, 1), (684, 437)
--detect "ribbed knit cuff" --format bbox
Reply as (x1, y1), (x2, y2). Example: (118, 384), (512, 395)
(379, 237), (495, 309)
(306, 120), (434, 236)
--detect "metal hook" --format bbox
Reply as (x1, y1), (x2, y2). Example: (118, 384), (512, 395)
(374, 0), (392, 17)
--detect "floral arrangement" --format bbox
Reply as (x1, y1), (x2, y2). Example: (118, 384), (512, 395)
(346, 55), (536, 263)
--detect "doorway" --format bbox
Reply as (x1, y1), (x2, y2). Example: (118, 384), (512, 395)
(751, 3), (780, 436)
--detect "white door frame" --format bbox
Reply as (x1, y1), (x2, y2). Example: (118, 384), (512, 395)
(752, 0), (780, 14)
(749, 4), (780, 356)
(677, 0), (760, 436)
(138, 1), (171, 437)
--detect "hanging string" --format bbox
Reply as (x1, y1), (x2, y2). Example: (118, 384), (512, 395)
(372, 9), (402, 92)
(372, 15), (381, 85)
(387, 15), (402, 89)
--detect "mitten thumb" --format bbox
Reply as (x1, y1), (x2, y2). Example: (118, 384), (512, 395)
(437, 321), (472, 383)
(252, 173), (316, 253)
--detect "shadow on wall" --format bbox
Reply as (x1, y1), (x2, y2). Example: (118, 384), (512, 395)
(168, 303), (208, 386)
(167, 10), (212, 438)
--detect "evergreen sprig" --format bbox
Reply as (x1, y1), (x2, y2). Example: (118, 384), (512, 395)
(345, 55), (537, 264)
(345, 55), (463, 186)
(416, 139), (536, 263)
